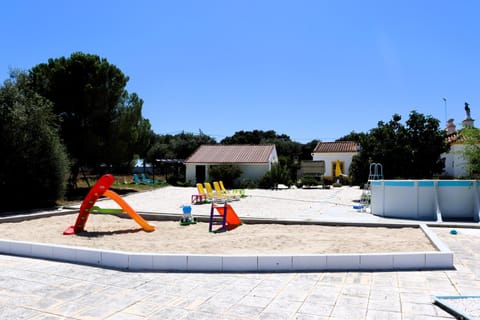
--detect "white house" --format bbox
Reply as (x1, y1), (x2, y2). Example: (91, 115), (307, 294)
(184, 144), (278, 185)
(311, 141), (359, 178)
(442, 106), (475, 178)
(305, 105), (474, 179)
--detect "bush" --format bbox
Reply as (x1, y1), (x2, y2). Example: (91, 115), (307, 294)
(166, 173), (186, 186)
(298, 176), (322, 188)
(238, 179), (258, 189)
(0, 73), (69, 211)
(323, 176), (333, 186)
(259, 164), (292, 189)
(208, 165), (242, 188)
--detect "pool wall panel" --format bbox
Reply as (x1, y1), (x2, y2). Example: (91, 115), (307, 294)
(370, 180), (478, 221)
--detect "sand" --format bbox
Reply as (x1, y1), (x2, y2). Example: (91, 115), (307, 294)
(0, 215), (436, 254)
(0, 185), (437, 254)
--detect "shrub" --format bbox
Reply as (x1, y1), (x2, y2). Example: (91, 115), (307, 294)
(166, 173), (186, 186)
(0, 73), (69, 211)
(259, 164), (292, 189)
(298, 176), (322, 188)
(238, 179), (258, 189)
(323, 176), (333, 186)
(208, 165), (242, 188)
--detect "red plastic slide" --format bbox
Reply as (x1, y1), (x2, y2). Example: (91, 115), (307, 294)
(64, 174), (155, 235)
(215, 204), (242, 226)
(103, 190), (155, 232)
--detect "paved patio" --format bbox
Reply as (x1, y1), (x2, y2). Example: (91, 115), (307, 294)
(2, 228), (480, 319)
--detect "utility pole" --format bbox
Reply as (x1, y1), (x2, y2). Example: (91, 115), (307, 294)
(442, 98), (447, 124)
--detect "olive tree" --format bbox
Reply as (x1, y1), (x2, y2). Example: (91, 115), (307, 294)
(0, 72), (69, 210)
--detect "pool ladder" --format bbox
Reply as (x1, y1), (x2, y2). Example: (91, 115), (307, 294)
(362, 163), (384, 212)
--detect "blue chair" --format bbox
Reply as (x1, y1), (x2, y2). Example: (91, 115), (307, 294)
(133, 174), (142, 184)
(141, 173), (154, 184)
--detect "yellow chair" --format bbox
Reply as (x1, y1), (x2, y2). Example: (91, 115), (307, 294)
(193, 183), (208, 204)
(214, 181), (239, 201)
(196, 183), (207, 196)
(204, 182), (226, 202)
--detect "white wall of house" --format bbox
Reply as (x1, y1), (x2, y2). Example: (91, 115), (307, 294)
(236, 163), (272, 181)
(185, 147), (278, 185)
(442, 144), (468, 177)
(185, 163), (274, 184)
(311, 152), (357, 177)
(269, 148), (279, 167)
(185, 163), (202, 184)
(185, 146), (279, 185)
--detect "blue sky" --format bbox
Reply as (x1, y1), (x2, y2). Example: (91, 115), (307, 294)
(1, 1), (479, 143)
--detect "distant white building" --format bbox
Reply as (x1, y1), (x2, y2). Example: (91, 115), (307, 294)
(311, 141), (359, 178)
(442, 103), (476, 178)
(184, 144), (278, 185)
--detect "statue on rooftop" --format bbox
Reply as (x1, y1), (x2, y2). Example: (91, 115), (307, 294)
(465, 102), (471, 118)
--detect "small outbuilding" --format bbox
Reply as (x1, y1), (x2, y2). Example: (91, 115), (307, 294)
(185, 144), (278, 185)
(311, 141), (359, 179)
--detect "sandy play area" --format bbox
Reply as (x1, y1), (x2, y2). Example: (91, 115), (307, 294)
(0, 213), (436, 254)
(0, 185), (441, 254)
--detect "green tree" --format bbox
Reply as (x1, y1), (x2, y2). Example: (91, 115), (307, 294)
(146, 131), (216, 162)
(350, 111), (449, 184)
(108, 93), (154, 169)
(300, 140), (320, 160)
(337, 131), (363, 143)
(405, 111), (449, 178)
(145, 132), (216, 185)
(460, 127), (480, 177)
(0, 71), (69, 210)
(28, 52), (150, 185)
(220, 130), (284, 144)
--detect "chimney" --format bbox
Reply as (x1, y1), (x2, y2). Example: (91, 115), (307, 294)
(446, 118), (456, 135)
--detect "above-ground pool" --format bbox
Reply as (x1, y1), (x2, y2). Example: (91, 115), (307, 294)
(370, 180), (480, 222)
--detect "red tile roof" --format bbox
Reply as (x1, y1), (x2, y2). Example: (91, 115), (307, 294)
(185, 145), (276, 164)
(446, 131), (465, 144)
(313, 141), (359, 153)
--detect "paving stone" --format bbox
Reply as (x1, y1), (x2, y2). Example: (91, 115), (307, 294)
(237, 295), (272, 308)
(0, 305), (41, 319)
(2, 219), (480, 319)
(297, 301), (334, 316)
(226, 303), (264, 318)
(121, 300), (160, 317)
(148, 306), (190, 319)
(365, 310), (401, 320)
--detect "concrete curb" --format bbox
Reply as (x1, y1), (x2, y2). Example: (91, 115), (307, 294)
(0, 224), (453, 272)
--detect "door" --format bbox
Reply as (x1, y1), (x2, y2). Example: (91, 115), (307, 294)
(195, 165), (206, 183)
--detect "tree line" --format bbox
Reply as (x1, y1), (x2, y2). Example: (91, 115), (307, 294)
(341, 112), (450, 185)
(0, 51), (457, 211)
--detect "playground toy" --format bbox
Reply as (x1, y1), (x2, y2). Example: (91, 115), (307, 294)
(191, 193), (207, 205)
(180, 205), (197, 225)
(209, 202), (242, 233)
(63, 174), (155, 235)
